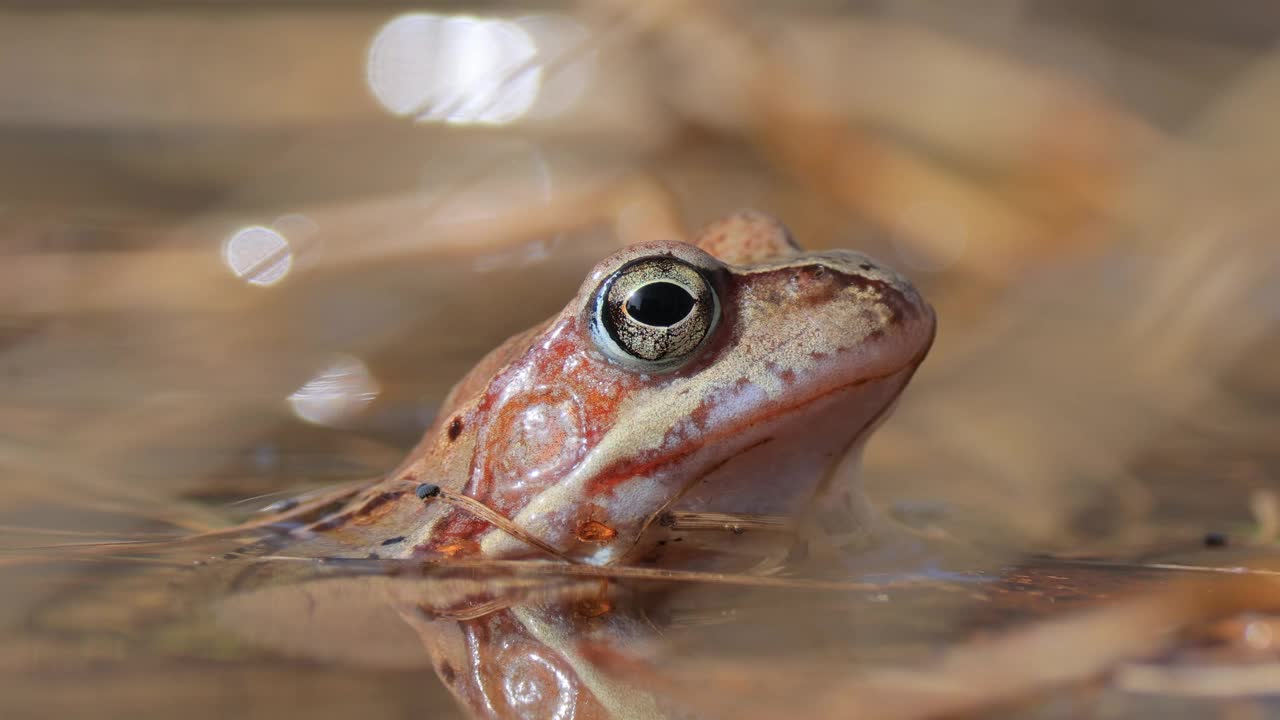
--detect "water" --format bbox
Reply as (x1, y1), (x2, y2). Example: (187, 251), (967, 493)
(3, 512), (1278, 719)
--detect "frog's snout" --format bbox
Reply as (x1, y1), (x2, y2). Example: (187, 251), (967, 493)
(805, 250), (937, 379)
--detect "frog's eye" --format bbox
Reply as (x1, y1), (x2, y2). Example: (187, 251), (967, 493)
(591, 257), (719, 370)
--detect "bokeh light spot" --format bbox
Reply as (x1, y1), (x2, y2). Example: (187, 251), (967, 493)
(288, 355), (380, 426)
(367, 13), (541, 126)
(223, 225), (293, 287)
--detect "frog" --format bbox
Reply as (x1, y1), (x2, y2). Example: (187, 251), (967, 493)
(303, 211), (935, 568)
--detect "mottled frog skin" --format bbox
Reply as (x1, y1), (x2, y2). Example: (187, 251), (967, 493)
(308, 211), (935, 566)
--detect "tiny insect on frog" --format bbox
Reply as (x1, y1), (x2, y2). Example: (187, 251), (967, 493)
(305, 211), (936, 567)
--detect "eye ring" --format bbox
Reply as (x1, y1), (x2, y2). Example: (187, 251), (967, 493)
(590, 256), (720, 370)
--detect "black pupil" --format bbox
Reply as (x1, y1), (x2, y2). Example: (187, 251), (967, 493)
(625, 282), (696, 327)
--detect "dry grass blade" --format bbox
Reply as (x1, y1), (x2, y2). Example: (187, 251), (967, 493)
(256, 553), (954, 593)
(1115, 663), (1280, 698)
(0, 524), (180, 540)
(411, 485), (577, 562)
(0, 479), (366, 564)
(659, 510), (793, 533)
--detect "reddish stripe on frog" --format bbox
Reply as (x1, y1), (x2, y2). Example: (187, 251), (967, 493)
(582, 362), (907, 497)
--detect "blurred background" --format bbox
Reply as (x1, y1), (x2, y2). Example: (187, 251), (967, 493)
(1, 1), (1278, 717)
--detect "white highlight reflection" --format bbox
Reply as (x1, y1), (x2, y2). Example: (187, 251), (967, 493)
(223, 225), (293, 287)
(288, 355), (380, 426)
(367, 13), (541, 125)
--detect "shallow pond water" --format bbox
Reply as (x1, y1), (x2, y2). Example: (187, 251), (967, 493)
(4, 512), (1280, 719)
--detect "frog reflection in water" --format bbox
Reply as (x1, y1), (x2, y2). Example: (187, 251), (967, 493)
(308, 211), (935, 568)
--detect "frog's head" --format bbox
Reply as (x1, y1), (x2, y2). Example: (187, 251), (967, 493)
(281, 212), (938, 566)
(380, 211), (935, 565)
